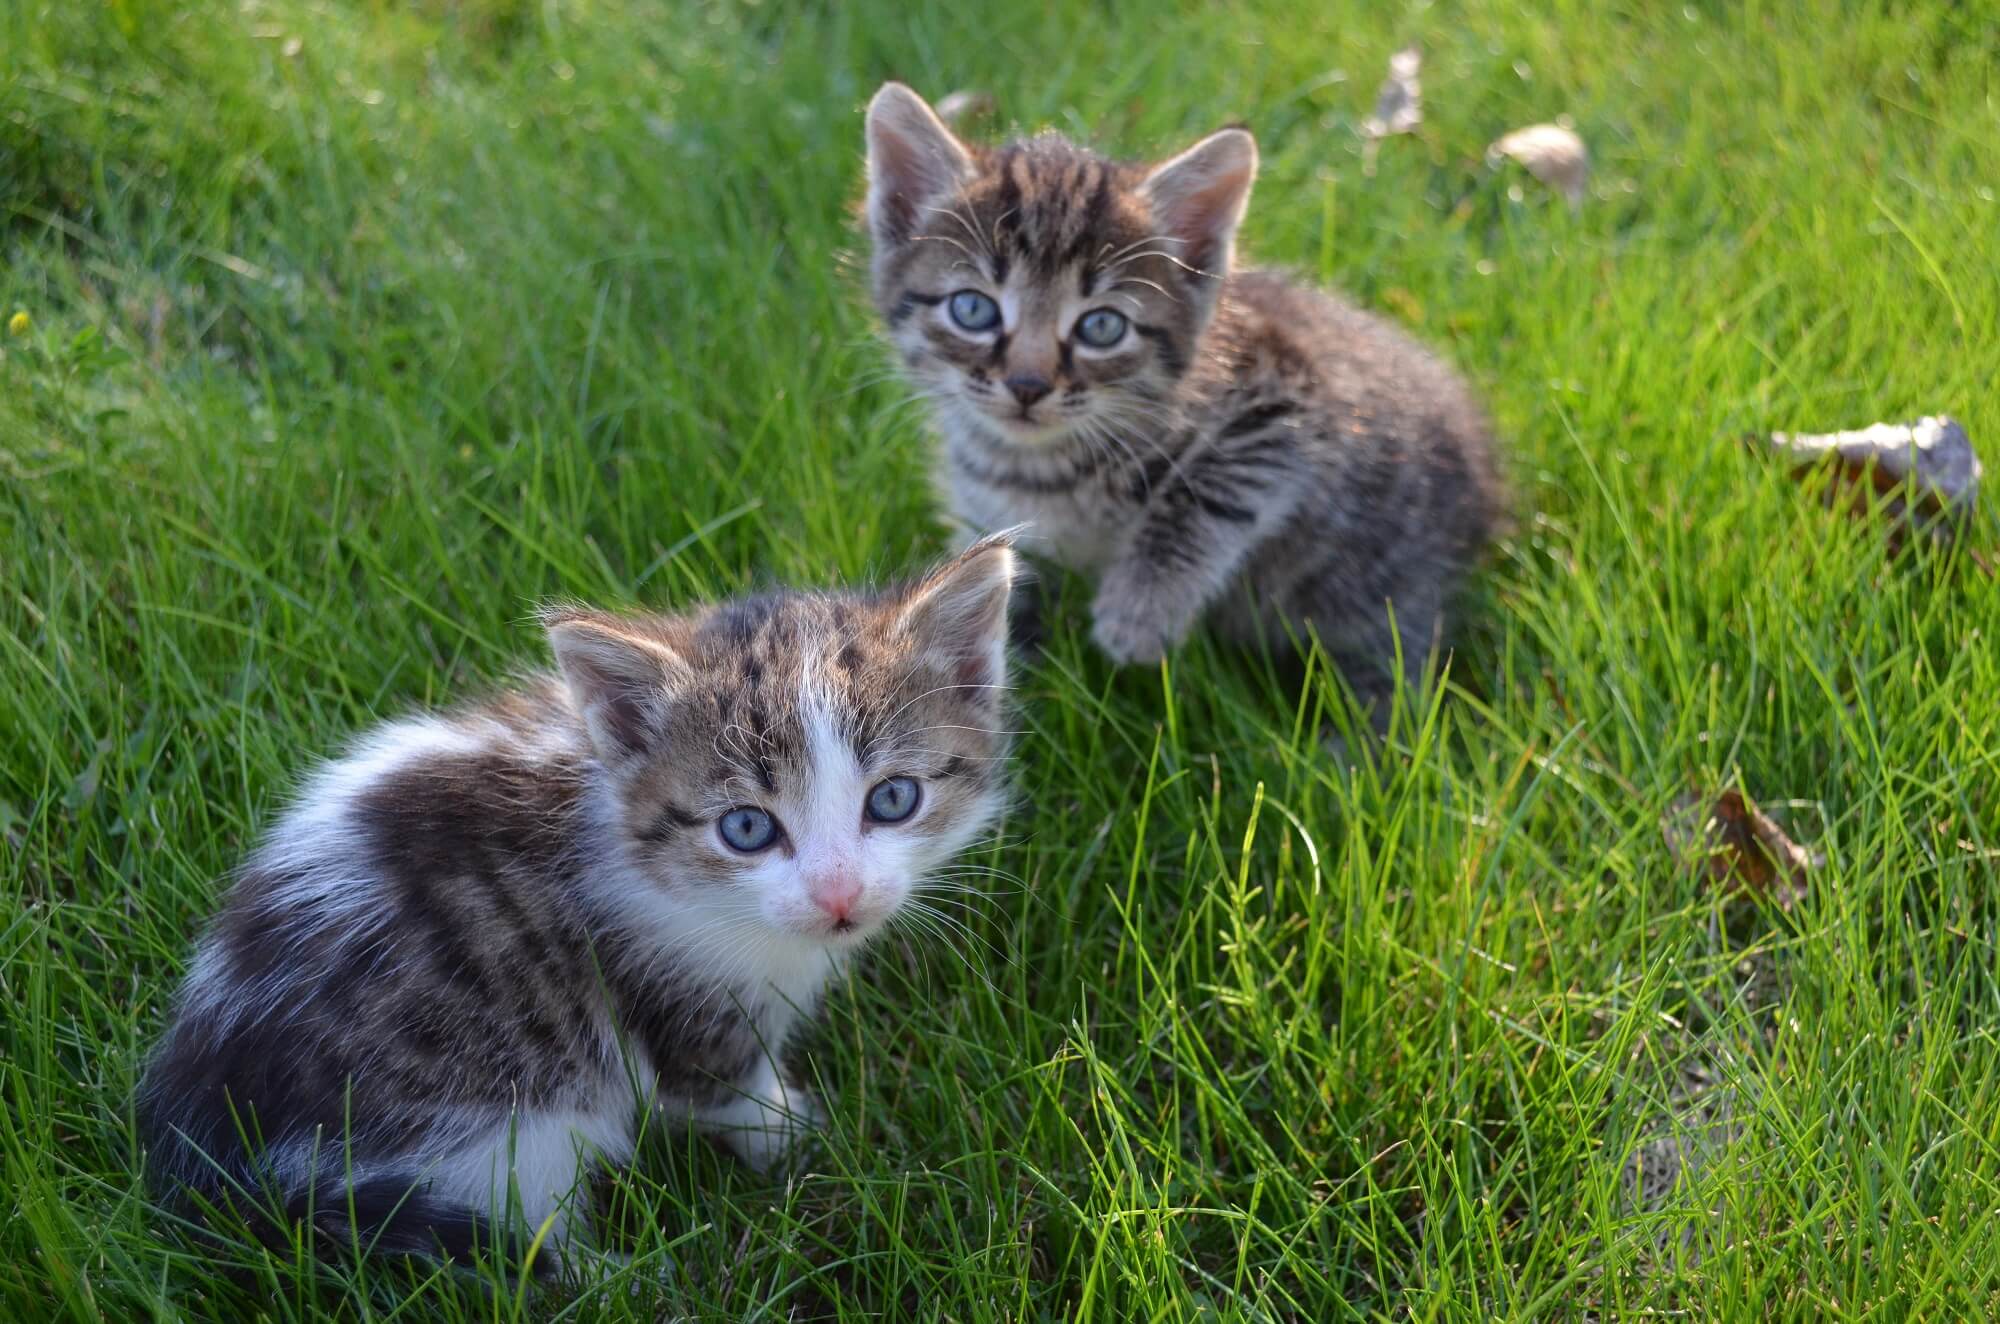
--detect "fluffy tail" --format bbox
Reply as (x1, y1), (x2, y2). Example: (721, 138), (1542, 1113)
(280, 1176), (504, 1261)
(139, 1113), (513, 1264)
(162, 1163), (516, 1264)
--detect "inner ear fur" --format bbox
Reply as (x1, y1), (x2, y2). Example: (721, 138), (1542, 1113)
(1140, 126), (1258, 277)
(865, 82), (977, 245)
(893, 533), (1019, 691)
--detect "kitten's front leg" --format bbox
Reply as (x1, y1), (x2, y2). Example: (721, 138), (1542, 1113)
(1091, 554), (1209, 665)
(690, 1057), (822, 1173)
(1090, 455), (1303, 665)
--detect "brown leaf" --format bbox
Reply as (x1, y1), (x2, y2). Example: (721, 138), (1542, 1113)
(934, 89), (996, 127)
(1362, 46), (1423, 139)
(1663, 789), (1817, 909)
(1763, 415), (1982, 539)
(1486, 120), (1590, 210)
(1360, 46), (1422, 178)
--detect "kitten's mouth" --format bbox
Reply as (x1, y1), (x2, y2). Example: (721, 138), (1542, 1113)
(796, 910), (882, 944)
(980, 404), (1074, 446)
(816, 915), (881, 945)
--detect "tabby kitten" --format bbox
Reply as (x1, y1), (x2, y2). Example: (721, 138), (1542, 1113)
(137, 539), (1016, 1261)
(863, 84), (1503, 711)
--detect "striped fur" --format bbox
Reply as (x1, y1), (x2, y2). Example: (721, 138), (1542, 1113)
(137, 539), (1017, 1262)
(864, 84), (1504, 711)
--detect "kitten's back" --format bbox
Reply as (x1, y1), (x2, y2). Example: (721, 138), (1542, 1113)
(135, 698), (624, 1254)
(1219, 267), (1505, 555)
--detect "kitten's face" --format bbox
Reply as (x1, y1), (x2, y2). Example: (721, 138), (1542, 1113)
(547, 540), (1013, 955)
(864, 84), (1257, 452)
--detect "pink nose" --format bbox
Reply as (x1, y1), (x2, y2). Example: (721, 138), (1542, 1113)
(811, 875), (864, 924)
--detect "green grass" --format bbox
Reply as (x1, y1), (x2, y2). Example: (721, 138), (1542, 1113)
(4, 0), (1999, 1317)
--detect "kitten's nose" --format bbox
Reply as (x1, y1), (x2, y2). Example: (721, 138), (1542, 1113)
(1004, 373), (1053, 408)
(810, 874), (864, 926)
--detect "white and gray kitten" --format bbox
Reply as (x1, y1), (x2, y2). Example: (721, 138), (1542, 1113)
(863, 84), (1504, 713)
(137, 539), (1016, 1262)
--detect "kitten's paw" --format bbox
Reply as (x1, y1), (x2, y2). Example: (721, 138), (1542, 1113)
(711, 1081), (822, 1174)
(1089, 576), (1188, 665)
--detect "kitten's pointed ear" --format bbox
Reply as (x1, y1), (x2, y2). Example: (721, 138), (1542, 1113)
(865, 82), (976, 245)
(894, 532), (1020, 693)
(544, 609), (690, 760)
(1140, 126), (1258, 278)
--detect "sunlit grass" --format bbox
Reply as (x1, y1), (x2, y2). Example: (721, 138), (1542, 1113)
(3, 0), (1998, 1317)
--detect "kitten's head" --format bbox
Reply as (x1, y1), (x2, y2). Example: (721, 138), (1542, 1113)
(545, 536), (1016, 955)
(863, 82), (1257, 450)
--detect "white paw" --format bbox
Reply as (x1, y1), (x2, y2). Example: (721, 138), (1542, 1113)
(708, 1081), (822, 1173)
(1089, 575), (1189, 665)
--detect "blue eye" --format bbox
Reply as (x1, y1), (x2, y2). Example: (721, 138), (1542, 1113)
(718, 806), (780, 852)
(948, 290), (1001, 332)
(865, 777), (922, 824)
(1076, 308), (1128, 348)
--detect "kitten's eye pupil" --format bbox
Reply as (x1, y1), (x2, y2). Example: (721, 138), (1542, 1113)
(1076, 308), (1128, 348)
(718, 807), (779, 852)
(948, 290), (1000, 332)
(865, 777), (922, 824)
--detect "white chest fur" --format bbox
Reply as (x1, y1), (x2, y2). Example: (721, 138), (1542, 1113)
(945, 466), (1133, 576)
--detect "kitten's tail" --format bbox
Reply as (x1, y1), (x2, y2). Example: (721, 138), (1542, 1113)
(140, 1113), (509, 1264)
(281, 1176), (503, 1262)
(168, 1162), (513, 1264)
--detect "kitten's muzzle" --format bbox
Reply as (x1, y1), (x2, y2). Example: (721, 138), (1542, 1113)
(1004, 373), (1053, 409)
(808, 871), (865, 927)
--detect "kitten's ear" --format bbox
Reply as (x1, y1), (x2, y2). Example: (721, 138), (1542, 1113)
(893, 532), (1019, 693)
(1140, 126), (1258, 277)
(544, 608), (690, 760)
(865, 82), (976, 245)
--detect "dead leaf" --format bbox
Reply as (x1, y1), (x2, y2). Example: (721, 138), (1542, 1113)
(1486, 119), (1589, 209)
(1363, 46), (1422, 137)
(1766, 416), (1981, 535)
(1662, 789), (1817, 910)
(1360, 46), (1421, 176)
(934, 89), (996, 127)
